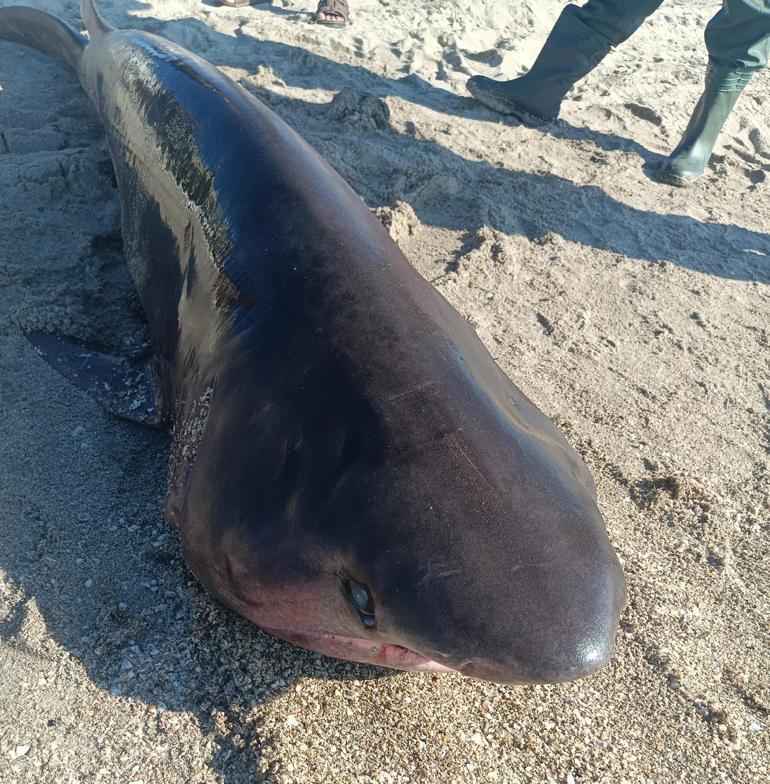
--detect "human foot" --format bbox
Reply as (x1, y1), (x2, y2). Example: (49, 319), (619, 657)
(315, 0), (348, 27)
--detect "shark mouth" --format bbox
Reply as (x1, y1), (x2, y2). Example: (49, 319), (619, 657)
(264, 628), (457, 673)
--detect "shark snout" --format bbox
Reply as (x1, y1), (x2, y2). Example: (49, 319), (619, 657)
(452, 554), (626, 685)
(390, 525), (627, 686)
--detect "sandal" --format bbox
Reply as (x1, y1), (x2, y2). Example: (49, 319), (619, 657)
(219, 1), (271, 7)
(315, 0), (348, 27)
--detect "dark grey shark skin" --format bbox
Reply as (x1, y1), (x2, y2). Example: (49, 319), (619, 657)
(0, 0), (626, 684)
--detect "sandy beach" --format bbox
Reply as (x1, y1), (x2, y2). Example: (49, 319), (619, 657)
(0, 0), (768, 782)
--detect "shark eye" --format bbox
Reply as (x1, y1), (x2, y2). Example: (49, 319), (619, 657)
(351, 584), (370, 610)
(341, 577), (376, 629)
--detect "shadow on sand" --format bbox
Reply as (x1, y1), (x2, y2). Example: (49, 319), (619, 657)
(125, 7), (769, 283)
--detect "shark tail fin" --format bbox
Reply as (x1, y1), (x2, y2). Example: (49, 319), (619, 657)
(81, 0), (113, 41)
(0, 6), (87, 71)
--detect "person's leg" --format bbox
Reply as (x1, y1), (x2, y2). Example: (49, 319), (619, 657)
(573, 0), (665, 44)
(657, 0), (770, 185)
(467, 0), (664, 122)
(706, 0), (770, 70)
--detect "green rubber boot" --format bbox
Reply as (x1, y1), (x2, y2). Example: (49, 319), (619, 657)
(467, 6), (614, 123)
(656, 65), (753, 187)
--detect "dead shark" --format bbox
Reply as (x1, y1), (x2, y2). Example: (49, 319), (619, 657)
(0, 0), (626, 683)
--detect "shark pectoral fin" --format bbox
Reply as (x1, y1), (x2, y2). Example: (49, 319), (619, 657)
(28, 333), (166, 427)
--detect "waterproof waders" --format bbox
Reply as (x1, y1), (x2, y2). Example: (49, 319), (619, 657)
(467, 0), (770, 185)
(658, 1), (770, 184)
(467, 0), (664, 122)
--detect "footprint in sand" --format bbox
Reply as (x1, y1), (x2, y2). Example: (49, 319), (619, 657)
(748, 127), (770, 161)
(623, 102), (664, 127)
